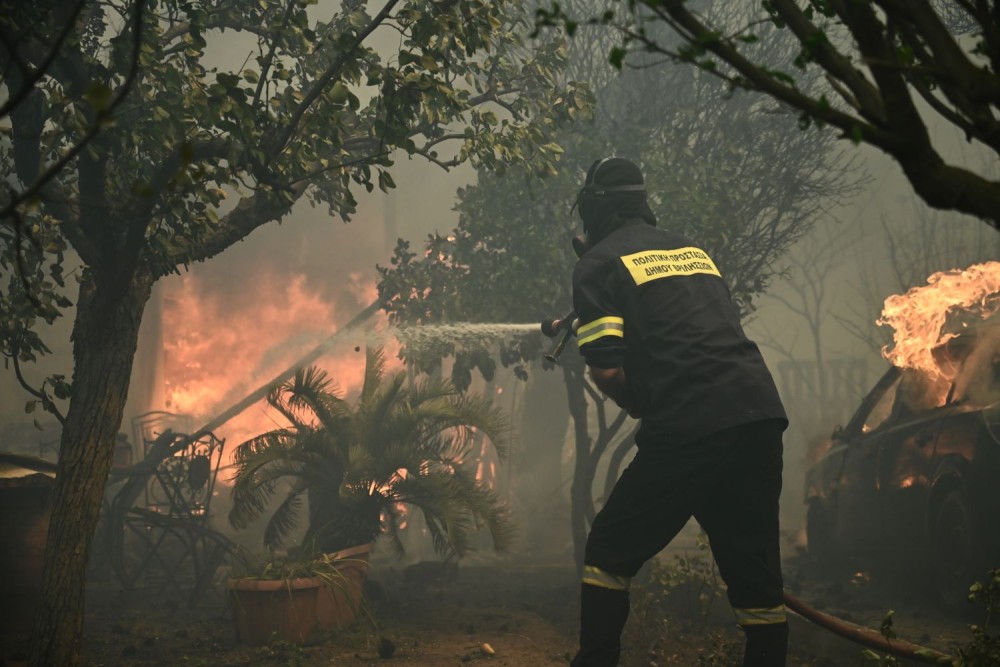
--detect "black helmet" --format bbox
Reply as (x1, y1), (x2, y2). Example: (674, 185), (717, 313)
(572, 158), (655, 255)
(573, 158), (646, 218)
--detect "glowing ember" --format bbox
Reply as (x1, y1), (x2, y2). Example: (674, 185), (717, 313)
(878, 261), (1000, 401)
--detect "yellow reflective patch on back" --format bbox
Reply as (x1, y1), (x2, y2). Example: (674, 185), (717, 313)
(620, 247), (721, 286)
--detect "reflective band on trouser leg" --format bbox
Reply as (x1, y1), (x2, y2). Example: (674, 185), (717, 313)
(733, 604), (787, 626)
(581, 565), (631, 591)
(576, 316), (625, 347)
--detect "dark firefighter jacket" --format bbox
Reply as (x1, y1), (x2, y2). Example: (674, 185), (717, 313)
(571, 219), (787, 447)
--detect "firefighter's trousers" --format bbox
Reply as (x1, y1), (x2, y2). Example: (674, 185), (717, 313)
(572, 419), (787, 667)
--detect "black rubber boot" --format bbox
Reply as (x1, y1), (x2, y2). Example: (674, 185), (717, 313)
(742, 622), (789, 667)
(570, 583), (630, 667)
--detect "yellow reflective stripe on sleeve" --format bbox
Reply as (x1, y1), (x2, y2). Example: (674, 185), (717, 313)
(732, 604), (787, 626)
(576, 316), (625, 347)
(620, 247), (721, 286)
(581, 565), (631, 591)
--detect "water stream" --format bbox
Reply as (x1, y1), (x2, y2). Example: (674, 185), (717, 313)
(386, 322), (541, 350)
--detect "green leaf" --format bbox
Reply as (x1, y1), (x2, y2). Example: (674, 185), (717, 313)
(330, 82), (349, 104)
(608, 46), (626, 70)
(85, 82), (114, 113)
(348, 10), (368, 28)
(378, 170), (396, 193)
(420, 54), (441, 72)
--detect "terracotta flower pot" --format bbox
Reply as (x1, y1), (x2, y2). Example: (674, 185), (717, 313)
(228, 542), (373, 646)
(315, 543), (372, 629)
(228, 576), (326, 645)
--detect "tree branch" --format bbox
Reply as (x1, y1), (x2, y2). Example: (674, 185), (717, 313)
(283, 149), (392, 187)
(8, 348), (66, 425)
(252, 0), (299, 109)
(652, 0), (897, 149)
(879, 0), (1000, 105)
(0, 0), (146, 234)
(0, 0), (88, 120)
(271, 0), (401, 157)
(769, 0), (886, 124)
(175, 181), (306, 269)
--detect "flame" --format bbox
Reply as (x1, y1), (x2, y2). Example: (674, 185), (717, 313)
(154, 266), (503, 498)
(878, 261), (1000, 403)
(158, 270), (396, 470)
(163, 271), (338, 415)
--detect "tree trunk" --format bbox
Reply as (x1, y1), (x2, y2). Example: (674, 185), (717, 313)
(563, 360), (592, 572)
(602, 424), (639, 502)
(29, 269), (153, 667)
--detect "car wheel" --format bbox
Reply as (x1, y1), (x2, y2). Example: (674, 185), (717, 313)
(806, 500), (838, 569)
(931, 488), (982, 607)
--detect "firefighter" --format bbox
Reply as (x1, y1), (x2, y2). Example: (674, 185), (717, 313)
(567, 157), (789, 667)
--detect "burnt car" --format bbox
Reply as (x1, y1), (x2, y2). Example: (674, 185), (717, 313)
(804, 334), (1000, 603)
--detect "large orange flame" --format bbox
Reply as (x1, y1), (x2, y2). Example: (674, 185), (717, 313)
(158, 270), (393, 466)
(878, 261), (1000, 404)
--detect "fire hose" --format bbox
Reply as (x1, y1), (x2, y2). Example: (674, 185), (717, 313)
(782, 592), (954, 664)
(540, 316), (956, 664)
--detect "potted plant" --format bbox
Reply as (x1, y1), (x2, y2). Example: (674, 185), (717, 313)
(227, 545), (372, 646)
(227, 347), (512, 643)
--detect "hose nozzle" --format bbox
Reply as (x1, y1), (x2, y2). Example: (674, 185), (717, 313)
(541, 312), (578, 363)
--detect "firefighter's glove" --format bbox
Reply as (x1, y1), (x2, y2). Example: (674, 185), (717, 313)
(541, 314), (578, 338)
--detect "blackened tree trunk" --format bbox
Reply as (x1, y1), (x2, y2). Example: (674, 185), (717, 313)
(29, 269), (153, 667)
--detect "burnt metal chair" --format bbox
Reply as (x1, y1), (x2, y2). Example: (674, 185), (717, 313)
(108, 413), (233, 605)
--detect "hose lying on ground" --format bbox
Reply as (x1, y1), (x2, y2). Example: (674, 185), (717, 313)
(783, 592), (955, 664)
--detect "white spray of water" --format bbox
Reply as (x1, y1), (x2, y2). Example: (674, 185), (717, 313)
(368, 322), (542, 351)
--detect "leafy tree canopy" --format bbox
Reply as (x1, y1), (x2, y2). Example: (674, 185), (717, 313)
(536, 0), (1000, 230)
(1, 0), (586, 404)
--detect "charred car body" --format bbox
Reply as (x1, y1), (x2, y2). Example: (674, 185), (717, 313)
(804, 327), (1000, 603)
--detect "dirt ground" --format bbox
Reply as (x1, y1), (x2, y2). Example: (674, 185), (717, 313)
(1, 547), (983, 666)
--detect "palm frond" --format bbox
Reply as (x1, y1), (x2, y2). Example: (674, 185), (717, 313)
(265, 382), (306, 429)
(390, 470), (514, 558)
(361, 371), (407, 429)
(229, 345), (513, 557)
(359, 346), (386, 406)
(230, 430), (296, 468)
(229, 456), (317, 529)
(229, 475), (279, 530)
(263, 483), (306, 550)
(406, 375), (457, 404)
(281, 366), (353, 430)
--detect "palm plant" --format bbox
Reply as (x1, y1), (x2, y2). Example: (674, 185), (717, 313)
(228, 348), (513, 559)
